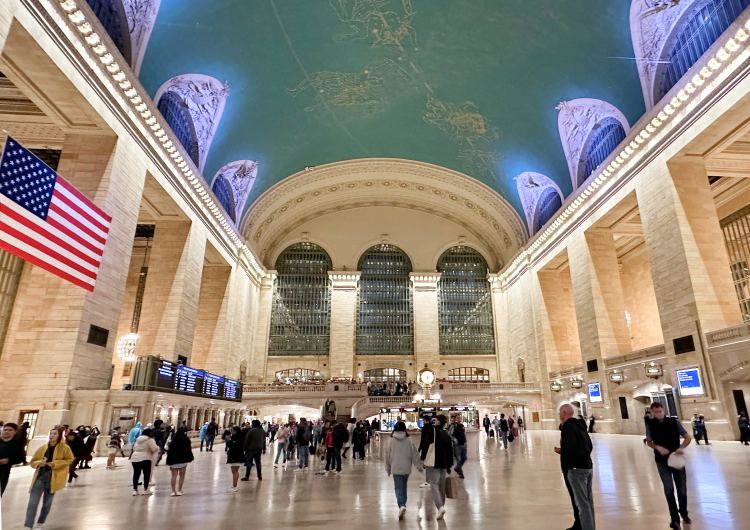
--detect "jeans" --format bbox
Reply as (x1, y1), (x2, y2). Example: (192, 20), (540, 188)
(656, 461), (688, 523)
(298, 445), (310, 468)
(567, 468), (595, 530)
(206, 435), (215, 451)
(499, 430), (508, 448)
(325, 447), (341, 472)
(453, 444), (467, 474)
(424, 467), (447, 509)
(393, 474), (409, 507)
(564, 471), (581, 529)
(25, 470), (54, 528)
(131, 460), (152, 490)
(274, 442), (288, 464)
(244, 450), (262, 478)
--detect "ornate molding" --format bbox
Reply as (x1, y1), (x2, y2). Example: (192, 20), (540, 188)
(515, 172), (563, 235)
(123, 0), (161, 75)
(630, 0), (691, 110)
(154, 73), (229, 171)
(556, 98), (630, 188)
(260, 270), (277, 289)
(409, 272), (441, 291)
(329, 271), (361, 290)
(212, 159), (258, 223)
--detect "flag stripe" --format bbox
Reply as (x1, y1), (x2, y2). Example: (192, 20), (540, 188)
(51, 190), (109, 236)
(0, 219), (98, 278)
(48, 202), (107, 244)
(55, 176), (112, 224)
(0, 201), (101, 266)
(0, 233), (96, 290)
(46, 214), (105, 257)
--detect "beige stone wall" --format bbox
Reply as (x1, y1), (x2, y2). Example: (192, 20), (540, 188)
(620, 245), (663, 350)
(538, 266), (581, 373)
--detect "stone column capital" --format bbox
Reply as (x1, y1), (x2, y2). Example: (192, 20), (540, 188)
(328, 271), (361, 291)
(260, 270), (277, 289)
(409, 272), (441, 291)
(487, 272), (503, 291)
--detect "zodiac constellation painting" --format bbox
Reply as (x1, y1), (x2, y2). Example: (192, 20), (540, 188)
(328, 0), (417, 53)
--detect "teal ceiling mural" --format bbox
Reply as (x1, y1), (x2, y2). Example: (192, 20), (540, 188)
(139, 0), (645, 219)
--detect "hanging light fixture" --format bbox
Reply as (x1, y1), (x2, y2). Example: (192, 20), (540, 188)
(116, 332), (138, 362)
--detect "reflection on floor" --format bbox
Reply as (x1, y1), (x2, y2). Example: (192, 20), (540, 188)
(1, 431), (749, 529)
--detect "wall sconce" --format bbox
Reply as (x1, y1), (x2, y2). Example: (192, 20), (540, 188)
(609, 370), (623, 384)
(645, 362), (663, 378)
(550, 381), (562, 392)
(570, 377), (583, 389)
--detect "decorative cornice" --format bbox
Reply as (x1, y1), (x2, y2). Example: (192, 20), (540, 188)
(409, 272), (441, 290)
(329, 271), (361, 290)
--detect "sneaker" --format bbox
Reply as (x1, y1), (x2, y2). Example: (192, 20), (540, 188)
(227, 487), (239, 493)
(436, 507), (446, 520)
(142, 489), (153, 496)
(132, 490), (139, 496)
(176, 491), (183, 496)
(274, 464), (278, 468)
(419, 482), (429, 488)
(398, 507), (406, 520)
(170, 492), (178, 497)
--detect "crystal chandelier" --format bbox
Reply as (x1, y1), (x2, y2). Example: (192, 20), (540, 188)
(116, 332), (138, 362)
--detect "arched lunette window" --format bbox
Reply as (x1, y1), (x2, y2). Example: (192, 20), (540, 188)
(577, 118), (626, 187)
(211, 176), (236, 222)
(654, 0), (750, 103)
(86, 0), (132, 64)
(356, 244), (413, 355)
(156, 91), (200, 166)
(268, 243), (332, 356)
(532, 188), (563, 234)
(437, 246), (495, 355)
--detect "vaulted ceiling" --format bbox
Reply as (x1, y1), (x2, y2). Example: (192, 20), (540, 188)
(139, 0), (646, 219)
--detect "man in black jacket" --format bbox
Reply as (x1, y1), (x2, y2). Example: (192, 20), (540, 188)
(331, 420), (349, 474)
(242, 420), (265, 481)
(0, 423), (23, 495)
(646, 402), (692, 529)
(419, 415), (454, 521)
(554, 404), (595, 530)
(296, 418), (311, 470)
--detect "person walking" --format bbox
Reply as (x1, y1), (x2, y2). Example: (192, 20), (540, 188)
(206, 420), (218, 452)
(448, 415), (467, 479)
(691, 414), (710, 445)
(165, 426), (193, 496)
(242, 419), (265, 480)
(646, 402), (693, 529)
(0, 422), (23, 495)
(226, 426), (245, 493)
(65, 430), (85, 484)
(15, 422), (30, 466)
(419, 415), (454, 521)
(555, 404), (595, 530)
(199, 422), (209, 452)
(296, 418), (312, 470)
(130, 428), (159, 496)
(499, 414), (510, 449)
(342, 418), (355, 459)
(23, 427), (74, 530)
(739, 412), (750, 445)
(517, 416), (524, 433)
(273, 423), (290, 468)
(385, 421), (422, 520)
(491, 415), (500, 439)
(482, 414), (491, 437)
(329, 420), (348, 474)
(106, 427), (122, 469)
(588, 415), (596, 434)
(352, 422), (367, 460)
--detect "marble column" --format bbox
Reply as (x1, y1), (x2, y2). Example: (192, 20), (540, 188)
(249, 272), (276, 381)
(328, 272), (360, 379)
(410, 273), (441, 375)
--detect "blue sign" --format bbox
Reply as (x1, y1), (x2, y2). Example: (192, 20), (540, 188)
(588, 382), (602, 403)
(676, 367), (704, 397)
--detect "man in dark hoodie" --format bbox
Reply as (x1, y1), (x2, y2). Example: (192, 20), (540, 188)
(241, 419), (265, 481)
(331, 420), (349, 474)
(555, 404), (595, 530)
(296, 418), (311, 470)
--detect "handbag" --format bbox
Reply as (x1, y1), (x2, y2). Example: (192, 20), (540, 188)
(445, 475), (456, 499)
(424, 429), (436, 467)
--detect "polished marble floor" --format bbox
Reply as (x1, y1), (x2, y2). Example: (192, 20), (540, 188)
(1, 431), (749, 529)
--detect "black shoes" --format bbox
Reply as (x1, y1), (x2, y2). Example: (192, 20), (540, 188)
(680, 512), (692, 524)
(240, 477), (250, 481)
(669, 522), (681, 529)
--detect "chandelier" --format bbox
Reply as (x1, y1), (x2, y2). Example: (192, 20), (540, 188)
(116, 332), (138, 362)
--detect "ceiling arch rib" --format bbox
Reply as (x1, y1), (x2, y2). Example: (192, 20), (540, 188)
(244, 159), (527, 271)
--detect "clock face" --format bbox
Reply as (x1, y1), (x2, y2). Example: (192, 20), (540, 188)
(420, 370), (434, 385)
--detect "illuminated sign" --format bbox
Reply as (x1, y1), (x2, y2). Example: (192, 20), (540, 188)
(676, 367), (704, 397)
(588, 382), (602, 403)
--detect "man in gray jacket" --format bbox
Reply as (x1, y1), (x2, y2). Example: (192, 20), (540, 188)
(385, 421), (422, 520)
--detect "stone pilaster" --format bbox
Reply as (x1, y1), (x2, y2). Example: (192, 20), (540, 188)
(537, 267), (582, 373)
(136, 220), (207, 361)
(329, 272), (360, 379)
(191, 263), (232, 374)
(410, 273), (441, 373)
(249, 271), (276, 381)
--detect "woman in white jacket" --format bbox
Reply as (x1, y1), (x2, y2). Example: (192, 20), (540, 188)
(130, 428), (160, 496)
(385, 421), (422, 520)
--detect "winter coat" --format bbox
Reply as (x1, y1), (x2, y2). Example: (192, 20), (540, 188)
(333, 423), (349, 449)
(226, 432), (245, 464)
(419, 425), (454, 470)
(385, 432), (421, 475)
(130, 435), (159, 463)
(243, 427), (266, 453)
(165, 432), (194, 466)
(30, 442), (74, 494)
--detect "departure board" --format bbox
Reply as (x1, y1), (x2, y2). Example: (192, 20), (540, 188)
(223, 378), (240, 400)
(145, 358), (242, 402)
(203, 373), (224, 398)
(174, 365), (204, 394)
(156, 360), (176, 388)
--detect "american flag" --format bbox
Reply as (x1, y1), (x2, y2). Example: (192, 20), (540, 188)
(0, 137), (111, 291)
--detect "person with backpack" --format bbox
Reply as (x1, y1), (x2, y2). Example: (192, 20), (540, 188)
(296, 418), (312, 470)
(385, 421), (422, 520)
(419, 415), (454, 521)
(165, 426), (193, 496)
(499, 414), (510, 449)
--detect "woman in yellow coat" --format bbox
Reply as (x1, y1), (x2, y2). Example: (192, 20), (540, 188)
(24, 427), (73, 529)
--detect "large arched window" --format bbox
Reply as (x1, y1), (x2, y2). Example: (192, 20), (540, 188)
(268, 243), (332, 356)
(211, 176), (236, 222)
(86, 0), (132, 64)
(577, 118), (627, 187)
(437, 246), (495, 355)
(156, 91), (200, 166)
(532, 188), (563, 234)
(654, 0), (750, 103)
(356, 244), (413, 355)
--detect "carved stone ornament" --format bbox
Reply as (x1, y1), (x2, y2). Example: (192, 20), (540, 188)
(123, 0), (162, 75)
(630, 0), (692, 110)
(212, 159), (259, 224)
(514, 171), (563, 235)
(154, 74), (230, 171)
(556, 98), (630, 189)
